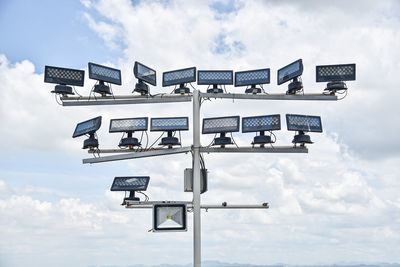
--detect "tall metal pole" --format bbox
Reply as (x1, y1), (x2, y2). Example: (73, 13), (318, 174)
(192, 89), (201, 267)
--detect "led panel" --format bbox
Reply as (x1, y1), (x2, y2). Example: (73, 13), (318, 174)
(163, 67), (196, 87)
(242, 114), (281, 133)
(134, 61), (156, 86)
(316, 63), (356, 82)
(72, 116), (102, 138)
(44, 66), (85, 86)
(197, 70), (233, 85)
(150, 117), (189, 131)
(277, 59), (303, 85)
(88, 62), (122, 85)
(153, 204), (187, 232)
(202, 116), (240, 134)
(110, 176), (150, 191)
(235, 68), (270, 87)
(109, 117), (148, 133)
(286, 114), (322, 133)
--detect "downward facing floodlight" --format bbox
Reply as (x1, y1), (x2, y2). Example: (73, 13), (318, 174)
(316, 63), (356, 94)
(286, 114), (322, 145)
(72, 116), (102, 149)
(88, 62), (121, 96)
(109, 117), (148, 148)
(44, 66), (84, 95)
(242, 115), (281, 146)
(163, 67), (196, 94)
(235, 68), (270, 94)
(202, 116), (240, 147)
(153, 203), (187, 232)
(277, 59), (303, 94)
(133, 61), (156, 95)
(150, 117), (189, 148)
(110, 176), (150, 205)
(197, 70), (233, 93)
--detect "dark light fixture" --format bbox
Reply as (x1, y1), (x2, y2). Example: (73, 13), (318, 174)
(150, 117), (189, 148)
(235, 68), (270, 94)
(202, 116), (240, 147)
(133, 61), (156, 95)
(109, 117), (148, 148)
(163, 67), (196, 94)
(286, 114), (322, 145)
(110, 176), (150, 205)
(153, 203), (187, 232)
(197, 70), (233, 93)
(88, 62), (121, 96)
(242, 114), (281, 146)
(44, 66), (84, 95)
(72, 116), (102, 149)
(277, 59), (303, 94)
(316, 63), (356, 94)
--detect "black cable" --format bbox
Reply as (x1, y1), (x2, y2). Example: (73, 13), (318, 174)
(109, 83), (115, 100)
(144, 131), (149, 149)
(189, 83), (197, 90)
(72, 86), (83, 97)
(206, 134), (217, 147)
(137, 191), (149, 201)
(147, 132), (164, 150)
(230, 132), (239, 148)
(179, 130), (182, 147)
(54, 93), (63, 106)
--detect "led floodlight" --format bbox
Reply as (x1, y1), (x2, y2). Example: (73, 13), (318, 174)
(197, 70), (233, 93)
(235, 68), (270, 94)
(150, 117), (189, 147)
(109, 117), (148, 148)
(163, 67), (196, 94)
(153, 203), (187, 232)
(88, 62), (121, 96)
(277, 59), (303, 94)
(111, 176), (150, 205)
(72, 116), (102, 149)
(202, 116), (240, 147)
(316, 63), (356, 93)
(133, 61), (156, 95)
(242, 115), (280, 146)
(44, 65), (84, 95)
(286, 114), (322, 145)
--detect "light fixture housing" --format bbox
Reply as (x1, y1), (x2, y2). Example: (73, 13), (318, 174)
(316, 63), (356, 93)
(197, 70), (233, 93)
(202, 116), (240, 147)
(150, 117), (189, 147)
(235, 68), (270, 94)
(153, 203), (187, 232)
(88, 62), (122, 96)
(277, 59), (303, 94)
(163, 67), (196, 94)
(133, 61), (156, 95)
(110, 176), (150, 204)
(286, 114), (322, 145)
(44, 65), (85, 95)
(109, 117), (148, 148)
(72, 116), (102, 149)
(242, 114), (281, 146)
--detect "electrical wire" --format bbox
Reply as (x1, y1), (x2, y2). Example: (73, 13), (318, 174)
(54, 93), (63, 106)
(137, 191), (149, 201)
(179, 130), (182, 147)
(206, 134), (217, 147)
(230, 132), (239, 148)
(72, 86), (83, 97)
(147, 132), (164, 150)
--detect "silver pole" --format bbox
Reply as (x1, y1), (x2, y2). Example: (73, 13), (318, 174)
(192, 89), (201, 267)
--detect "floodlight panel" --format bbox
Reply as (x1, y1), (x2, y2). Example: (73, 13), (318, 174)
(150, 117), (189, 131)
(153, 204), (187, 232)
(202, 116), (240, 134)
(242, 114), (281, 133)
(134, 61), (156, 86)
(109, 117), (148, 133)
(197, 70), (233, 85)
(44, 66), (85, 86)
(277, 59), (303, 85)
(88, 62), (122, 85)
(72, 116), (102, 138)
(110, 176), (150, 191)
(235, 68), (270, 87)
(316, 63), (356, 82)
(286, 114), (322, 133)
(163, 67), (196, 87)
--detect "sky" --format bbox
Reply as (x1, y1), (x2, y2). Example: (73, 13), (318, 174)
(1, 0), (400, 266)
